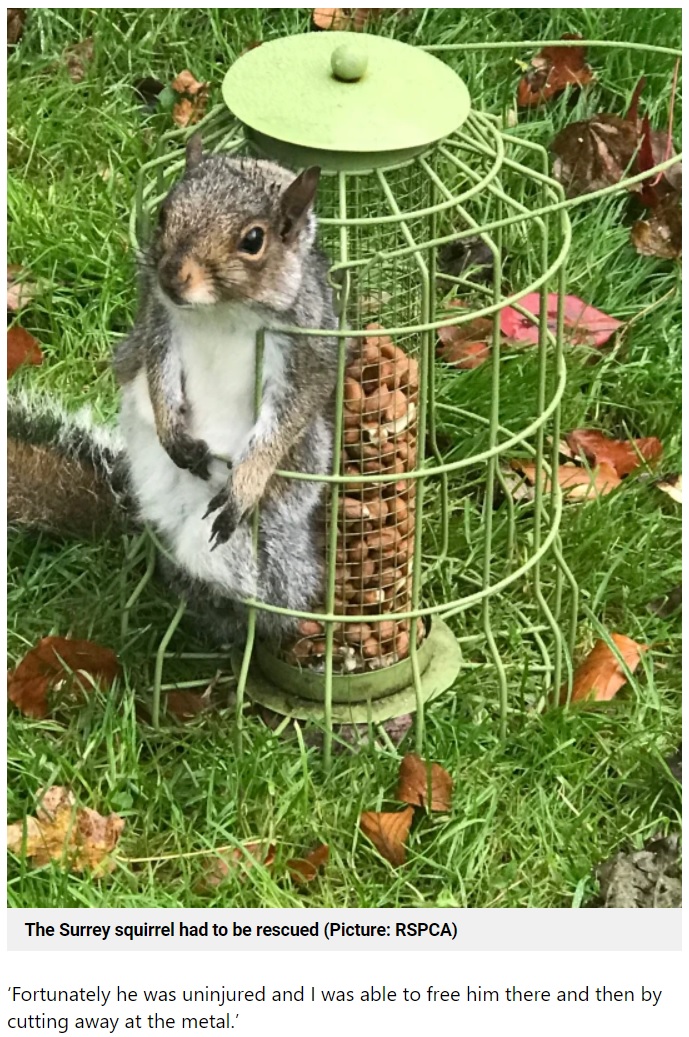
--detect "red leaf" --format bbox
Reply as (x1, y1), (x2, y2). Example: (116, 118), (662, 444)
(8, 636), (120, 719)
(565, 429), (663, 478)
(517, 35), (593, 108)
(8, 325), (43, 378)
(562, 634), (647, 704)
(500, 293), (622, 348)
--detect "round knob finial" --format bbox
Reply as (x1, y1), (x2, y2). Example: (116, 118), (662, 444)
(331, 43), (368, 82)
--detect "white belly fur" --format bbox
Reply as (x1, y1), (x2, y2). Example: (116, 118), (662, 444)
(119, 303), (287, 598)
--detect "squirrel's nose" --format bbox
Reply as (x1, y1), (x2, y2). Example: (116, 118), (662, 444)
(158, 255), (210, 305)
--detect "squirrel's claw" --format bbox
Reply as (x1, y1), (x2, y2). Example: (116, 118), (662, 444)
(205, 491), (242, 549)
(202, 489), (227, 521)
(167, 434), (213, 480)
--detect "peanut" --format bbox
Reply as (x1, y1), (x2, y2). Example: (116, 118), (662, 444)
(343, 623), (372, 646)
(345, 538), (369, 562)
(339, 497), (371, 521)
(344, 377), (364, 412)
(297, 619), (323, 637)
(363, 386), (391, 420)
(351, 558), (376, 584)
(374, 619), (397, 643)
(362, 637), (381, 658)
(396, 630), (410, 656)
(384, 389), (408, 422)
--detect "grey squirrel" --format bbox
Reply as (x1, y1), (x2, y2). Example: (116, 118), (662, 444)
(9, 139), (339, 645)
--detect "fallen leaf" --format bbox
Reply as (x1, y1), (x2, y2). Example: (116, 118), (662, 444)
(7, 325), (43, 378)
(437, 315), (492, 370)
(7, 265), (37, 312)
(165, 690), (213, 722)
(170, 69), (209, 127)
(8, 635), (120, 719)
(631, 194), (682, 260)
(552, 114), (639, 198)
(7, 785), (124, 874)
(312, 8), (382, 30)
(517, 35), (593, 108)
(656, 473), (682, 504)
(8, 8), (26, 49)
(63, 37), (94, 83)
(395, 753), (453, 812)
(287, 843), (329, 884)
(500, 293), (622, 348)
(510, 459), (621, 502)
(170, 69), (206, 97)
(562, 634), (647, 704)
(565, 429), (663, 478)
(632, 70), (681, 204)
(359, 806), (414, 867)
(199, 841), (276, 890)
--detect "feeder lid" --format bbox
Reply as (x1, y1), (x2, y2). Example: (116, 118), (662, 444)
(222, 32), (470, 170)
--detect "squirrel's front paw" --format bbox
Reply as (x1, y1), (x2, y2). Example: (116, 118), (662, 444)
(203, 490), (242, 550)
(166, 433), (213, 480)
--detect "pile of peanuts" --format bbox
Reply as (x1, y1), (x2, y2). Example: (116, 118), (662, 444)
(282, 324), (425, 674)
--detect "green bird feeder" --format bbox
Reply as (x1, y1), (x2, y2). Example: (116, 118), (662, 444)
(132, 32), (583, 764)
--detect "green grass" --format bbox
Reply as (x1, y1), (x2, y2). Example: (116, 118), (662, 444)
(8, 7), (681, 908)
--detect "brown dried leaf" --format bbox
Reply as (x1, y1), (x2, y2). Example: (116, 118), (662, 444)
(7, 265), (37, 312)
(657, 473), (682, 504)
(199, 841), (276, 890)
(312, 8), (385, 30)
(396, 753), (453, 812)
(170, 70), (209, 127)
(7, 786), (124, 874)
(165, 690), (212, 722)
(437, 316), (492, 370)
(170, 69), (205, 96)
(287, 843), (330, 884)
(518, 36), (593, 108)
(510, 460), (621, 502)
(7, 325), (43, 378)
(551, 114), (639, 198)
(359, 806), (414, 867)
(565, 429), (663, 478)
(63, 37), (94, 83)
(8, 9), (26, 48)
(562, 634), (647, 704)
(8, 636), (120, 719)
(631, 194), (682, 260)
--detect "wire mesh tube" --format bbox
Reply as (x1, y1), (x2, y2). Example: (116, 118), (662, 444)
(282, 326), (424, 674)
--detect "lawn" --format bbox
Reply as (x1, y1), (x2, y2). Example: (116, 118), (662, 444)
(7, 7), (681, 908)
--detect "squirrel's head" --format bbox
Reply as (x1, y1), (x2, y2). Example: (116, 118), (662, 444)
(151, 136), (321, 312)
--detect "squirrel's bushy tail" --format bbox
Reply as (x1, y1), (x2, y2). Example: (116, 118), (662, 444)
(8, 391), (135, 539)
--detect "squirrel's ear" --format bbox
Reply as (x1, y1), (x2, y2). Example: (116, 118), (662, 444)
(280, 166), (320, 244)
(185, 133), (203, 172)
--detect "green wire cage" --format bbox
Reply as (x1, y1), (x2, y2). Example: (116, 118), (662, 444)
(129, 33), (681, 765)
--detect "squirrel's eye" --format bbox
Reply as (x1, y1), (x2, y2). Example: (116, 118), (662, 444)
(238, 226), (265, 256)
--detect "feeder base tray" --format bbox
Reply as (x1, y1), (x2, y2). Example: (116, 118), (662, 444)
(231, 617), (461, 724)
